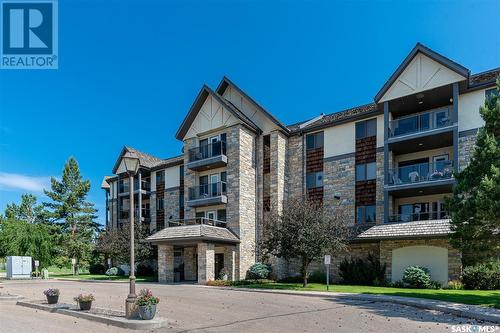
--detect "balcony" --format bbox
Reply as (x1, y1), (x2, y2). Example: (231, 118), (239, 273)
(118, 179), (151, 194)
(187, 181), (227, 207)
(389, 106), (454, 139)
(118, 208), (150, 221)
(388, 211), (449, 223)
(167, 217), (227, 228)
(387, 161), (455, 197)
(187, 141), (227, 171)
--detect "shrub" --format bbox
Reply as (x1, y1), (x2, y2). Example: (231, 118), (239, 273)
(105, 267), (125, 276)
(246, 262), (272, 280)
(391, 280), (405, 288)
(207, 280), (233, 287)
(277, 275), (303, 283)
(89, 263), (106, 275)
(447, 279), (464, 290)
(308, 270), (326, 283)
(402, 266), (431, 288)
(339, 254), (386, 286)
(137, 263), (157, 276)
(462, 261), (500, 290)
(428, 280), (442, 290)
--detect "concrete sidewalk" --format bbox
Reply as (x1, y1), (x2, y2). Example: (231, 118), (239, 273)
(214, 286), (500, 324)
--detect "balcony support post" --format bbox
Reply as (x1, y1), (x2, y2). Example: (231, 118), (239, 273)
(383, 101), (390, 224)
(452, 82), (459, 171)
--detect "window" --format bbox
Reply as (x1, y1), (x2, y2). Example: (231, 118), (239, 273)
(306, 171), (323, 189)
(306, 132), (324, 150)
(157, 198), (164, 210)
(486, 88), (498, 101)
(217, 209), (227, 221)
(357, 205), (376, 223)
(356, 118), (377, 139)
(156, 170), (165, 183)
(356, 162), (376, 181)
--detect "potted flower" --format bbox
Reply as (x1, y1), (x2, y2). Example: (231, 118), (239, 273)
(136, 289), (160, 320)
(43, 288), (60, 304)
(74, 293), (95, 311)
(218, 268), (229, 281)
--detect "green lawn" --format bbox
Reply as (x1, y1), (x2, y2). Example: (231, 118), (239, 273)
(232, 282), (500, 309)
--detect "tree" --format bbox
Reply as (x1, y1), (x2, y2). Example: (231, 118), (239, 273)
(446, 78), (500, 265)
(4, 194), (46, 224)
(96, 220), (154, 265)
(44, 157), (99, 272)
(261, 197), (350, 286)
(0, 218), (59, 268)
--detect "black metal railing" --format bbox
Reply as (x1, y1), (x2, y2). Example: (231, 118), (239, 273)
(188, 141), (226, 162)
(388, 161), (454, 186)
(188, 181), (227, 200)
(389, 106), (453, 138)
(388, 211), (449, 223)
(167, 217), (227, 228)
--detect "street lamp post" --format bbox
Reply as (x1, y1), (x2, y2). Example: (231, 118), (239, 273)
(123, 151), (140, 319)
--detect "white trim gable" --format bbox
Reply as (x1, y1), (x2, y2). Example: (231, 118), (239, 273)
(185, 94), (239, 139)
(379, 52), (466, 103)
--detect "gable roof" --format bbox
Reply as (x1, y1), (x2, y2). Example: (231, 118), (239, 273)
(111, 146), (181, 174)
(175, 85), (261, 140)
(216, 76), (290, 134)
(374, 43), (470, 103)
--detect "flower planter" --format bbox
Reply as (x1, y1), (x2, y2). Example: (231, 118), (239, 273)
(78, 301), (92, 311)
(138, 304), (157, 320)
(46, 295), (59, 304)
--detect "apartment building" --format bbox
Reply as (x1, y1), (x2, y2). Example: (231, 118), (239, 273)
(102, 43), (499, 285)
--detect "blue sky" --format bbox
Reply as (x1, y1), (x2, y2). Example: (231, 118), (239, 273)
(0, 0), (499, 226)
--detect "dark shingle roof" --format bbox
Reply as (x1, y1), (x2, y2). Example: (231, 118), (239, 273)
(288, 103), (379, 133)
(356, 219), (451, 240)
(469, 68), (500, 88)
(146, 225), (239, 243)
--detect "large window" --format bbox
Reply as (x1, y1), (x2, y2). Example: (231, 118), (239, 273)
(306, 171), (323, 189)
(306, 132), (324, 150)
(156, 170), (165, 183)
(356, 118), (377, 139)
(357, 205), (376, 224)
(356, 162), (376, 181)
(157, 197), (164, 210)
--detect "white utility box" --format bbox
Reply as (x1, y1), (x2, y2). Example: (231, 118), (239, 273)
(6, 256), (32, 279)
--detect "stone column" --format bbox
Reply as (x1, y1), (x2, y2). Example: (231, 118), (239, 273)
(270, 131), (287, 214)
(158, 244), (174, 283)
(224, 246), (236, 281)
(183, 137), (197, 220)
(197, 242), (215, 283)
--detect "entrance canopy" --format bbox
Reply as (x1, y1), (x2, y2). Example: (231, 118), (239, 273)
(146, 224), (240, 244)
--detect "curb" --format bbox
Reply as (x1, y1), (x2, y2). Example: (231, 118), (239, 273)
(16, 300), (169, 330)
(216, 287), (500, 324)
(0, 294), (24, 301)
(52, 278), (129, 284)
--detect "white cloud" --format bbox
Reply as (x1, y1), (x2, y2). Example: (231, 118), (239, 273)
(0, 172), (52, 193)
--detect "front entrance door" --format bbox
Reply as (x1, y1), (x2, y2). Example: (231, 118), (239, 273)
(215, 253), (224, 279)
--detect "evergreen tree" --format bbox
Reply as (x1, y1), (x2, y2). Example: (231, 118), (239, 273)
(447, 78), (500, 265)
(44, 157), (99, 271)
(4, 194), (46, 224)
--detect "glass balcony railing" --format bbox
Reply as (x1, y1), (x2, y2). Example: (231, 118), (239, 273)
(118, 180), (151, 193)
(388, 161), (454, 186)
(188, 141), (226, 162)
(167, 217), (227, 228)
(388, 211), (449, 223)
(389, 106), (453, 138)
(188, 181), (227, 201)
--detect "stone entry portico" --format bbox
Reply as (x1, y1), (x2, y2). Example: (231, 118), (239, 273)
(147, 224), (239, 284)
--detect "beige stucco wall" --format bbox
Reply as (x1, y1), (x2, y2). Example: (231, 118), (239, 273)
(380, 52), (466, 103)
(393, 146), (453, 165)
(458, 89), (486, 132)
(392, 245), (448, 284)
(394, 193), (451, 207)
(164, 165), (180, 189)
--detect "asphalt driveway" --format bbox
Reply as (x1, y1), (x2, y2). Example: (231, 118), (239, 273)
(0, 279), (494, 333)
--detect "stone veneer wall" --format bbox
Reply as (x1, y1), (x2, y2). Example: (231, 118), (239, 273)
(270, 131), (288, 214)
(323, 155), (355, 222)
(226, 124), (257, 279)
(375, 151), (385, 224)
(287, 135), (304, 199)
(197, 243), (215, 283)
(183, 137), (197, 220)
(158, 244), (174, 283)
(458, 131), (478, 171)
(164, 187), (180, 223)
(108, 199), (117, 230)
(149, 191), (157, 232)
(379, 238), (462, 282)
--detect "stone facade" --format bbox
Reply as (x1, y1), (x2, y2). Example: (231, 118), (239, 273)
(164, 186), (181, 223)
(183, 137), (198, 220)
(223, 245), (236, 281)
(379, 238), (461, 282)
(197, 242), (215, 283)
(270, 131), (288, 214)
(375, 151), (385, 224)
(323, 155), (355, 222)
(158, 244), (174, 283)
(458, 131), (478, 171)
(287, 135), (304, 199)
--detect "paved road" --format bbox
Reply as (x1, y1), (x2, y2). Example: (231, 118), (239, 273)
(0, 280), (493, 333)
